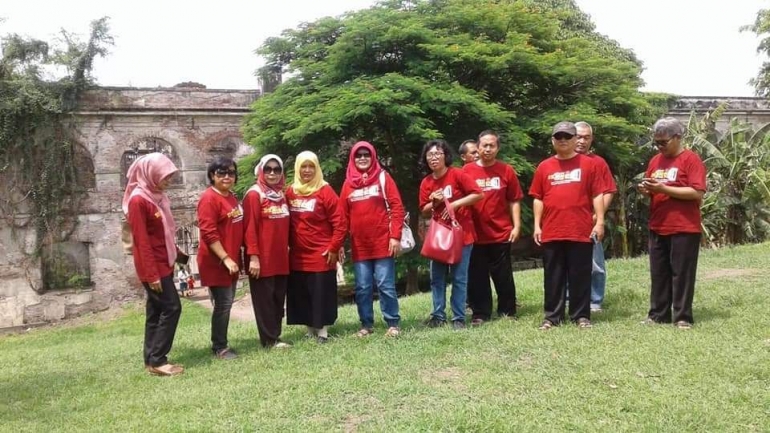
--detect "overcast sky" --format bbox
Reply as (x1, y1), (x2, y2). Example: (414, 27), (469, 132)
(2, 0), (765, 96)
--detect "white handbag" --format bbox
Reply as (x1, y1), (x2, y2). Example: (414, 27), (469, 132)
(379, 171), (416, 254)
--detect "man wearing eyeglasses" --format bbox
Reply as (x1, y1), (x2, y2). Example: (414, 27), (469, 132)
(637, 117), (706, 330)
(574, 122), (617, 313)
(463, 130), (523, 325)
(529, 122), (606, 330)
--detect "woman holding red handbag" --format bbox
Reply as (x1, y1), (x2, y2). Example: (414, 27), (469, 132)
(418, 139), (482, 329)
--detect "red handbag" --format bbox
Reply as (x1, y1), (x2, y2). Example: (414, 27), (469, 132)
(420, 198), (464, 265)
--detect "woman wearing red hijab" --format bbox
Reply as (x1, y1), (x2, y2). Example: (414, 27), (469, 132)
(242, 154), (291, 348)
(339, 142), (406, 337)
(123, 152), (183, 376)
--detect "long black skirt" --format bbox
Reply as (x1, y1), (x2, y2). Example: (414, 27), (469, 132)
(287, 270), (338, 328)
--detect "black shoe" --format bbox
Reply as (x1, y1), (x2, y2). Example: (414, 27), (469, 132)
(425, 317), (447, 328)
(452, 320), (466, 330)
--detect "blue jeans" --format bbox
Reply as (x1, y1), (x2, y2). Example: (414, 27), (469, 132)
(591, 236), (606, 305)
(353, 258), (400, 328)
(429, 245), (473, 322)
(566, 236), (607, 306)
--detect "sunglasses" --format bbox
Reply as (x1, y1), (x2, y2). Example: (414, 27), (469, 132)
(552, 133), (574, 140)
(214, 169), (236, 178)
(653, 135), (679, 146)
(263, 166), (283, 175)
(354, 152), (371, 159)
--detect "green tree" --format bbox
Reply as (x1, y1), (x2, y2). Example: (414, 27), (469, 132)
(743, 8), (770, 97)
(242, 0), (666, 273)
(0, 17), (113, 263)
(684, 105), (770, 246)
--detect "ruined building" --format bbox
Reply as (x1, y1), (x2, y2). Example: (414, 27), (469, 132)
(0, 86), (258, 329)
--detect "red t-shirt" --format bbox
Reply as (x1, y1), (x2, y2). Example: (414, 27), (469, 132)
(529, 154), (604, 243)
(463, 161), (524, 244)
(584, 153), (617, 194)
(419, 167), (482, 245)
(645, 149), (706, 235)
(286, 184), (346, 272)
(127, 196), (173, 283)
(242, 188), (290, 278)
(339, 172), (406, 262)
(196, 187), (244, 287)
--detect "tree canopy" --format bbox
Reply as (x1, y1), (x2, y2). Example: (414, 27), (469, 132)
(743, 8), (770, 97)
(243, 0), (666, 204)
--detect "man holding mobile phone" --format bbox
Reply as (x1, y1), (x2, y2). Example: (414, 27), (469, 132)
(637, 117), (706, 329)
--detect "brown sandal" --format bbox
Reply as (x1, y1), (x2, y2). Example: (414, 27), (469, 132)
(147, 363), (184, 376)
(355, 328), (374, 338)
(538, 320), (554, 331)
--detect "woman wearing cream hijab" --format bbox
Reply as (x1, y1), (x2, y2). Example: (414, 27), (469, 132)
(285, 151), (346, 343)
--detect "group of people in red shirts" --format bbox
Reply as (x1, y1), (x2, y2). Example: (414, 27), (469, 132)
(123, 116), (705, 377)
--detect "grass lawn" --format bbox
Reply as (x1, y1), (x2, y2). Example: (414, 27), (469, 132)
(1, 243), (769, 432)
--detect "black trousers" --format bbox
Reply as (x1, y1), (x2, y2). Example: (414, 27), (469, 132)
(648, 231), (701, 324)
(542, 241), (592, 324)
(468, 243), (517, 320)
(249, 275), (288, 347)
(143, 274), (182, 367)
(287, 270), (338, 328)
(209, 282), (236, 353)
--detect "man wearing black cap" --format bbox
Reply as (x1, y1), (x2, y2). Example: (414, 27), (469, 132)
(529, 121), (606, 330)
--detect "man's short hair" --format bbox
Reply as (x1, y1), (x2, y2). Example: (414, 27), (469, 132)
(458, 139), (476, 155)
(477, 130), (499, 143)
(575, 121), (593, 136)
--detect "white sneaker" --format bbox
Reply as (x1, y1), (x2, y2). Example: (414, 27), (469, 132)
(590, 303), (603, 312)
(273, 341), (291, 349)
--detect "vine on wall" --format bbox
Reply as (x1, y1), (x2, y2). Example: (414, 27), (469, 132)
(0, 18), (112, 292)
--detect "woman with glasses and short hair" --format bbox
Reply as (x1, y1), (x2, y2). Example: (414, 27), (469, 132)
(637, 117), (706, 329)
(418, 139), (482, 330)
(243, 154), (292, 348)
(339, 141), (406, 338)
(286, 151), (346, 344)
(197, 157), (244, 359)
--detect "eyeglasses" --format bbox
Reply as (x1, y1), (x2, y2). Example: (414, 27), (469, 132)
(354, 152), (371, 159)
(552, 133), (574, 141)
(214, 169), (236, 178)
(263, 166), (282, 175)
(426, 152), (444, 159)
(653, 135), (679, 146)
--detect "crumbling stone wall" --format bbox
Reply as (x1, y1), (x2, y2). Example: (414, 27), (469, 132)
(0, 86), (258, 329)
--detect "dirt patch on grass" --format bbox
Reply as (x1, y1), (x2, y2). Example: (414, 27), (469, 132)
(703, 268), (759, 280)
(342, 414), (371, 433)
(420, 367), (468, 392)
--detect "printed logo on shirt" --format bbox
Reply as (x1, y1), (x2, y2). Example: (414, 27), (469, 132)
(547, 169), (582, 185)
(350, 185), (381, 202)
(228, 205), (244, 223)
(649, 168), (678, 183)
(289, 198), (317, 213)
(264, 203), (290, 219)
(442, 185), (454, 198)
(476, 177), (501, 191)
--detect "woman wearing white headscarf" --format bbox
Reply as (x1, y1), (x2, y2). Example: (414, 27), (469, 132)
(243, 154), (291, 348)
(122, 152), (183, 376)
(285, 151), (346, 343)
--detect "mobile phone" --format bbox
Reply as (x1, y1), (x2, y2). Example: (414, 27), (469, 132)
(176, 251), (190, 265)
